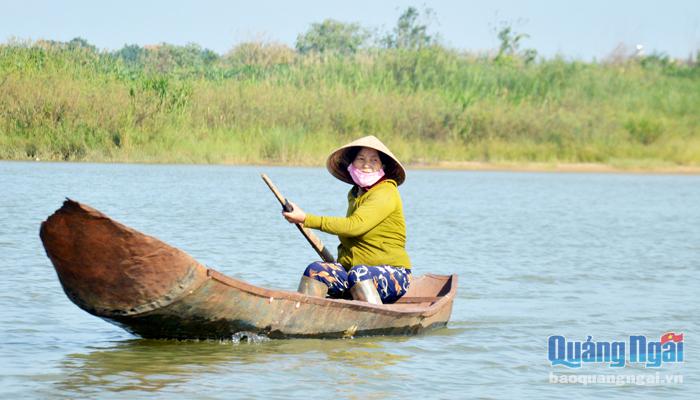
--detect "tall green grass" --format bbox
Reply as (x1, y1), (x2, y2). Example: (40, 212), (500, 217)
(1, 42), (699, 167)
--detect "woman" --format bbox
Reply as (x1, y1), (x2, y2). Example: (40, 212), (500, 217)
(282, 135), (411, 304)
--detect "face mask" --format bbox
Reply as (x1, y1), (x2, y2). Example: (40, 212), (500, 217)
(347, 163), (385, 188)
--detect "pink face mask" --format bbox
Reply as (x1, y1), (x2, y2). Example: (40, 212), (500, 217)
(347, 164), (385, 188)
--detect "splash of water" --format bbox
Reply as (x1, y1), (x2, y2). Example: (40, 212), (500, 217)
(230, 331), (270, 344)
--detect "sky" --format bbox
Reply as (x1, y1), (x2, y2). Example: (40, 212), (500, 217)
(2, 0), (699, 61)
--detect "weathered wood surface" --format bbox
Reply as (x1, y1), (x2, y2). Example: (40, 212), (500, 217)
(40, 199), (457, 339)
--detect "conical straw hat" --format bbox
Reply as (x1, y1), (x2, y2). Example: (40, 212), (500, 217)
(326, 135), (406, 186)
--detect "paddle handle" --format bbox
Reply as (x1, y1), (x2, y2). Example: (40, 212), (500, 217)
(261, 174), (336, 263)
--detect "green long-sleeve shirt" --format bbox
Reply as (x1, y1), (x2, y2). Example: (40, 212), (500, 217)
(304, 179), (411, 270)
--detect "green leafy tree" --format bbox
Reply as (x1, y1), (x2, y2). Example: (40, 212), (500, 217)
(296, 19), (369, 54)
(383, 7), (436, 49)
(113, 44), (144, 64)
(139, 43), (220, 71)
(494, 25), (537, 64)
(67, 37), (97, 52)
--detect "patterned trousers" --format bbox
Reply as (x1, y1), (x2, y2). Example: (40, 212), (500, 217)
(302, 261), (411, 304)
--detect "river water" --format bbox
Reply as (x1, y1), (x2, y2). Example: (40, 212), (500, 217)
(1, 161), (698, 398)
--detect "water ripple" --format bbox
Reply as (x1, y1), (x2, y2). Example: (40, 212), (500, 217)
(1, 163), (699, 399)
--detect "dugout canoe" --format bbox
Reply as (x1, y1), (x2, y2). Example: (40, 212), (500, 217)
(40, 199), (457, 339)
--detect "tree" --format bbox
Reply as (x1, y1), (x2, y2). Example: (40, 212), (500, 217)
(383, 7), (436, 49)
(494, 25), (537, 64)
(137, 43), (220, 71)
(113, 44), (144, 64)
(67, 37), (97, 52)
(296, 19), (369, 55)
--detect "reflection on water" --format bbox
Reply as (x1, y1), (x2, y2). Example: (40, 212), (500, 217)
(55, 336), (413, 397)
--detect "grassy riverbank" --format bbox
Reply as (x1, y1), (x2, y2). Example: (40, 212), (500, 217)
(1, 41), (699, 170)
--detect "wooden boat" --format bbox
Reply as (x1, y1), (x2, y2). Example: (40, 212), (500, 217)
(40, 199), (457, 339)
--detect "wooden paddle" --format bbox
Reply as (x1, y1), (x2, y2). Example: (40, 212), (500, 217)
(261, 174), (336, 263)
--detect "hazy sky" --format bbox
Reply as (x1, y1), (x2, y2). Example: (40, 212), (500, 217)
(2, 0), (699, 60)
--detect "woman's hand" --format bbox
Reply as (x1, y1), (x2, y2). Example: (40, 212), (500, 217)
(282, 201), (306, 224)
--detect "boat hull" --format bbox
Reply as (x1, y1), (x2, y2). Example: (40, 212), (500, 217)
(41, 200), (457, 339)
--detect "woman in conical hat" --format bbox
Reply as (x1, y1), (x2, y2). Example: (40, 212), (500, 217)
(283, 135), (411, 304)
